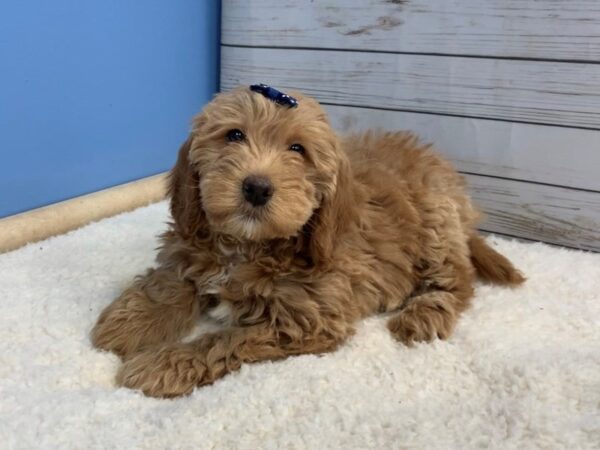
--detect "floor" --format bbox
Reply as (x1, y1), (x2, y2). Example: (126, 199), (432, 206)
(1, 201), (598, 449)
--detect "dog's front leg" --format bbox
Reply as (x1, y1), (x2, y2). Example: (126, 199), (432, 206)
(117, 323), (345, 398)
(91, 267), (204, 358)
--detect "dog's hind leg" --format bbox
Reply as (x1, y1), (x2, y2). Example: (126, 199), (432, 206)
(387, 198), (475, 344)
(91, 267), (202, 358)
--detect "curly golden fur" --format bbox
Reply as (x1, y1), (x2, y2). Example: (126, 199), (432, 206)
(92, 86), (524, 398)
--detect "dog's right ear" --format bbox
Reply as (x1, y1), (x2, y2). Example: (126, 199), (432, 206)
(167, 135), (208, 238)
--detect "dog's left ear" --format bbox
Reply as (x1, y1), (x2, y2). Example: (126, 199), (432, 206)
(306, 153), (355, 267)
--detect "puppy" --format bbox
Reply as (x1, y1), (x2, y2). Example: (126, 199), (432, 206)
(92, 85), (524, 398)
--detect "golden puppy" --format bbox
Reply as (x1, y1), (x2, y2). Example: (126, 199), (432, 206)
(92, 85), (524, 398)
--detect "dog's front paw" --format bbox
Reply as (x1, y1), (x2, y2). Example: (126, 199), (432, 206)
(92, 288), (163, 359)
(117, 345), (207, 398)
(387, 299), (457, 345)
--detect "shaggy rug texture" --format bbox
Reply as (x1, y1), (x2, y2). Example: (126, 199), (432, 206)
(1, 201), (599, 450)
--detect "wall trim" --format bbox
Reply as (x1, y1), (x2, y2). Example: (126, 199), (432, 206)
(0, 173), (168, 254)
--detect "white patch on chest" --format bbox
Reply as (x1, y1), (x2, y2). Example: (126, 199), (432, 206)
(192, 242), (253, 332)
(182, 318), (226, 343)
(206, 301), (233, 325)
(195, 265), (234, 326)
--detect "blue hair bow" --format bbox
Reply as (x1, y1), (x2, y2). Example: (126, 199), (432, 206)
(250, 84), (298, 108)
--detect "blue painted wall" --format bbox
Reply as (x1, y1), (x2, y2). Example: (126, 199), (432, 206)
(0, 0), (220, 217)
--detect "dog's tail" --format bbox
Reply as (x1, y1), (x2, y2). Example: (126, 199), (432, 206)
(469, 234), (525, 286)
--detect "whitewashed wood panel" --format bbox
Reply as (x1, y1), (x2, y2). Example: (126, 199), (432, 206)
(222, 0), (600, 61)
(221, 46), (600, 129)
(325, 105), (600, 191)
(221, 2), (600, 250)
(465, 174), (600, 251)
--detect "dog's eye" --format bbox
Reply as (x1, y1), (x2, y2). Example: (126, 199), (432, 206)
(289, 143), (305, 155)
(226, 129), (245, 142)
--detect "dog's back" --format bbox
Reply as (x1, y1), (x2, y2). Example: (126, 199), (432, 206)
(343, 130), (480, 229)
(342, 130), (524, 287)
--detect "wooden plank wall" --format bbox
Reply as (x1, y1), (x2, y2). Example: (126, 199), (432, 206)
(221, 0), (600, 251)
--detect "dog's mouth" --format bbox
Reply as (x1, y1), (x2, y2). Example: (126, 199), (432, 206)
(238, 197), (269, 219)
(235, 214), (262, 239)
(233, 203), (277, 239)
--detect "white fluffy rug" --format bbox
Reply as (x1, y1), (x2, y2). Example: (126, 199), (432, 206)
(1, 201), (599, 450)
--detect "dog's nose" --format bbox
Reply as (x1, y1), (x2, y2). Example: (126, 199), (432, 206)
(242, 175), (273, 206)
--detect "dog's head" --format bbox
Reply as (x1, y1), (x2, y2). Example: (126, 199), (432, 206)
(168, 86), (353, 265)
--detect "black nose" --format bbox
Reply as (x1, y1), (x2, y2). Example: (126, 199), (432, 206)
(242, 175), (273, 206)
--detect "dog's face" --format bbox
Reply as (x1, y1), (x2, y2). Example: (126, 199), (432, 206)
(184, 87), (341, 242)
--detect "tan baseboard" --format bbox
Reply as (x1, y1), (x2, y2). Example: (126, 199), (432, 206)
(0, 173), (169, 254)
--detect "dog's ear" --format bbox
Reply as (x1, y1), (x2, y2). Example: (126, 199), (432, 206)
(306, 154), (355, 267)
(168, 135), (208, 238)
